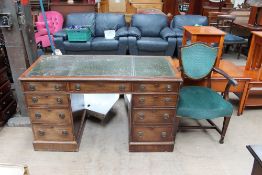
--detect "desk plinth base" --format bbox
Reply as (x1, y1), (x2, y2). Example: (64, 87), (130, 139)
(129, 142), (174, 152)
(33, 141), (79, 152)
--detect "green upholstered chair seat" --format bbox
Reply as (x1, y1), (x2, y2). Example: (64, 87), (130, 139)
(177, 86), (233, 120)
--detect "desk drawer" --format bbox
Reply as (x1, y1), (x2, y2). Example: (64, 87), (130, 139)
(29, 108), (72, 125)
(0, 91), (14, 111)
(25, 94), (69, 107)
(132, 94), (178, 107)
(23, 82), (66, 92)
(132, 109), (175, 124)
(69, 82), (131, 93)
(33, 125), (74, 141)
(0, 81), (11, 98)
(132, 126), (173, 142)
(133, 82), (179, 93)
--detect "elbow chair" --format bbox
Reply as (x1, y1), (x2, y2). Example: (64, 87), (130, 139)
(175, 43), (238, 144)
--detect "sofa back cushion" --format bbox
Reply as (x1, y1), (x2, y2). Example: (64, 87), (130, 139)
(171, 15), (208, 30)
(95, 13), (126, 37)
(65, 13), (95, 34)
(131, 14), (168, 37)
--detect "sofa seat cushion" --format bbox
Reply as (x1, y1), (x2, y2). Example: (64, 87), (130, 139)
(91, 37), (118, 51)
(137, 37), (168, 52)
(63, 39), (92, 51)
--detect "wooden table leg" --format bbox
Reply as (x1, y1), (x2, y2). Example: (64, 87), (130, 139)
(182, 30), (188, 46)
(215, 35), (225, 67)
(238, 82), (250, 116)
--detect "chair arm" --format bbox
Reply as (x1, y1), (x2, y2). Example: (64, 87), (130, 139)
(212, 67), (238, 100)
(160, 27), (176, 40)
(128, 27), (141, 40)
(115, 27), (129, 40)
(54, 30), (67, 40)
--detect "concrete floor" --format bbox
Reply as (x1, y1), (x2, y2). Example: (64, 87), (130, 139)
(0, 53), (261, 175)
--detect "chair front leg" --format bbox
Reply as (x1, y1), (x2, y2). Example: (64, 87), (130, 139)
(219, 117), (231, 144)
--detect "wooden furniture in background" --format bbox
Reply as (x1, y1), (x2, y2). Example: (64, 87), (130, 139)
(0, 46), (17, 126)
(49, 0), (96, 18)
(19, 55), (182, 152)
(248, 6), (262, 26)
(97, 0), (163, 23)
(182, 26), (226, 67)
(237, 31), (262, 115)
(247, 145), (262, 175)
(208, 11), (228, 26)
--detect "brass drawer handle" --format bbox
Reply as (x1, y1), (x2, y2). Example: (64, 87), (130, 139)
(29, 84), (35, 91)
(32, 97), (38, 103)
(56, 97), (63, 104)
(137, 131), (144, 137)
(164, 98), (172, 103)
(163, 113), (169, 120)
(154, 83), (160, 87)
(38, 130), (45, 136)
(35, 112), (41, 119)
(119, 84), (126, 92)
(139, 84), (146, 91)
(62, 130), (68, 136)
(75, 84), (81, 91)
(161, 131), (167, 138)
(54, 84), (61, 91)
(138, 97), (145, 104)
(138, 112), (144, 120)
(59, 113), (65, 119)
(166, 84), (172, 92)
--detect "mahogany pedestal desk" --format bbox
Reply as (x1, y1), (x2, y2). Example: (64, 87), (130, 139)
(19, 55), (182, 152)
(182, 26), (226, 67)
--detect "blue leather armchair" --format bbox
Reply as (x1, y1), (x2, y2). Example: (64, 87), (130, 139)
(54, 13), (128, 55)
(170, 15), (208, 56)
(128, 14), (176, 56)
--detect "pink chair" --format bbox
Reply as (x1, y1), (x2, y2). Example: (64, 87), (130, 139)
(35, 11), (64, 48)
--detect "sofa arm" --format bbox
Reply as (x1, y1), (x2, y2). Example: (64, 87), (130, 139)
(160, 27), (176, 40)
(54, 29), (67, 40)
(128, 27), (141, 40)
(115, 27), (129, 40)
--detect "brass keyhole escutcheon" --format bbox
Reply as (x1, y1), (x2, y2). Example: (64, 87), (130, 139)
(163, 113), (169, 120)
(62, 130), (68, 136)
(138, 112), (144, 120)
(59, 113), (65, 119)
(137, 131), (144, 137)
(119, 84), (126, 92)
(29, 84), (35, 91)
(161, 131), (167, 138)
(139, 84), (146, 91)
(57, 97), (63, 104)
(38, 130), (45, 136)
(166, 84), (172, 92)
(139, 97), (145, 104)
(75, 84), (81, 91)
(32, 97), (38, 103)
(35, 113), (41, 119)
(55, 84), (61, 91)
(164, 98), (172, 103)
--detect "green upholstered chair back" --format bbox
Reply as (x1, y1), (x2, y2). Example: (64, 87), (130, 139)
(181, 43), (218, 80)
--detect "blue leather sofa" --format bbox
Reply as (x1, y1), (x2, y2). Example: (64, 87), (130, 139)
(54, 13), (128, 55)
(128, 14), (176, 56)
(170, 15), (208, 56)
